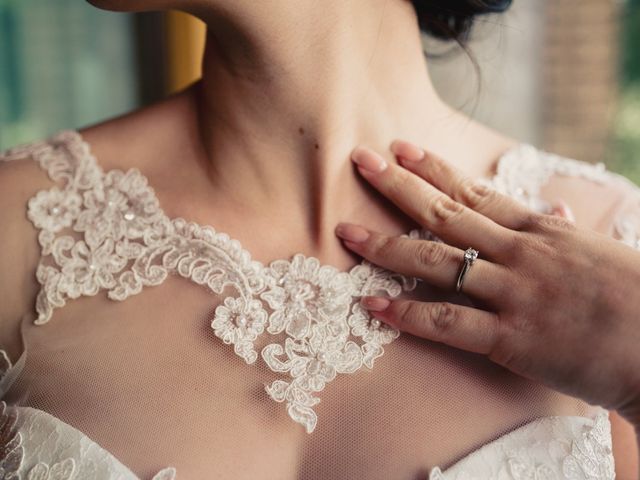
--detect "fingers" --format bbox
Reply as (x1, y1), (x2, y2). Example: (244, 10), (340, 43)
(335, 223), (508, 303)
(549, 199), (576, 223)
(350, 146), (515, 259)
(361, 297), (502, 356)
(389, 139), (534, 230)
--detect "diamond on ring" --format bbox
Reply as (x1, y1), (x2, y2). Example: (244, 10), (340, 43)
(456, 247), (479, 293)
(464, 248), (478, 263)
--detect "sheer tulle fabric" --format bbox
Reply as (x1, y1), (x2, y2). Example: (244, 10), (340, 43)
(1, 130), (631, 479)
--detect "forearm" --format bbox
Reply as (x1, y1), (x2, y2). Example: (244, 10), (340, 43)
(616, 380), (640, 480)
(635, 425), (640, 480)
(635, 421), (640, 480)
(620, 404), (640, 479)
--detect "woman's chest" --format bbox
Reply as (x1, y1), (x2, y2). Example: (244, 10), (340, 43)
(4, 278), (589, 479)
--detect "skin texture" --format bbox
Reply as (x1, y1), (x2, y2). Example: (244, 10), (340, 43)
(0, 0), (629, 474)
(84, 0), (518, 264)
(336, 140), (640, 476)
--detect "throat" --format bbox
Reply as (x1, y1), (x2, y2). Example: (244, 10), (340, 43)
(181, 0), (451, 221)
(149, 0), (520, 264)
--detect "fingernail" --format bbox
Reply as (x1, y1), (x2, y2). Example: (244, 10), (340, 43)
(551, 199), (576, 223)
(351, 146), (388, 173)
(360, 296), (391, 312)
(559, 201), (576, 223)
(335, 223), (371, 243)
(390, 139), (425, 162)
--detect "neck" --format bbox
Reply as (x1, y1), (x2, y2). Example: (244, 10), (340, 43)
(181, 0), (486, 248)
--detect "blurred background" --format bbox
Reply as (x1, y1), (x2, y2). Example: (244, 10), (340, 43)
(0, 0), (638, 182)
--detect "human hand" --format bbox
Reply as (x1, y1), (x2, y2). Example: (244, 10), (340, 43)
(335, 140), (640, 428)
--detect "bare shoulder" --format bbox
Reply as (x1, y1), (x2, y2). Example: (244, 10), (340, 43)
(609, 410), (639, 478)
(448, 111), (637, 235)
(0, 86), (198, 349)
(534, 151), (639, 235)
(76, 86), (197, 175)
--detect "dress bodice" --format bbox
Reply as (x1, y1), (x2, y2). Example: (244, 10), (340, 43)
(1, 130), (636, 479)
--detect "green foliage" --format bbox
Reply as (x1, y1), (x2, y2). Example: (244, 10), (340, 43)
(622, 0), (640, 85)
(610, 86), (640, 184)
(609, 0), (640, 184)
(0, 1), (137, 150)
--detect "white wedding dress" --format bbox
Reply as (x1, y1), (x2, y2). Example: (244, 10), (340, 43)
(1, 129), (638, 479)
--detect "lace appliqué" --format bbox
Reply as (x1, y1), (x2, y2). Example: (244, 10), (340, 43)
(5, 131), (637, 435)
(485, 144), (609, 212)
(1, 347), (175, 480)
(607, 172), (640, 250)
(1, 354), (78, 480)
(429, 409), (614, 479)
(259, 255), (417, 432)
(24, 459), (76, 480)
(485, 144), (640, 250)
(1, 130), (424, 434)
(0, 395), (176, 480)
(0, 399), (24, 479)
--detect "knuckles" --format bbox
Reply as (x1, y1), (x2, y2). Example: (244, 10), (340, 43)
(369, 234), (397, 259)
(386, 169), (415, 199)
(489, 265), (522, 304)
(457, 178), (494, 210)
(425, 195), (465, 225)
(393, 301), (425, 332)
(415, 241), (447, 268)
(484, 315), (525, 369)
(428, 302), (459, 334)
(486, 330), (517, 369)
(515, 212), (546, 232)
(517, 211), (576, 234)
(423, 152), (449, 180)
(398, 301), (460, 340)
(536, 213), (577, 233)
(498, 229), (556, 268)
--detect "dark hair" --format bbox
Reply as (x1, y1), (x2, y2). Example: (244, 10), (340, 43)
(412, 0), (513, 43)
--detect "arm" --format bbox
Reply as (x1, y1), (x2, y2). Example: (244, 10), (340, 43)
(610, 410), (640, 478)
(637, 424), (640, 479)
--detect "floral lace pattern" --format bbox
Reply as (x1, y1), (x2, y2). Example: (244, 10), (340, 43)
(0, 399), (24, 479)
(485, 143), (640, 250)
(1, 130), (423, 434)
(428, 408), (614, 479)
(0, 350), (175, 480)
(0, 399), (176, 480)
(0, 131), (625, 478)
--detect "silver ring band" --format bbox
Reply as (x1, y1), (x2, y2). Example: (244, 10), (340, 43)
(456, 247), (479, 293)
